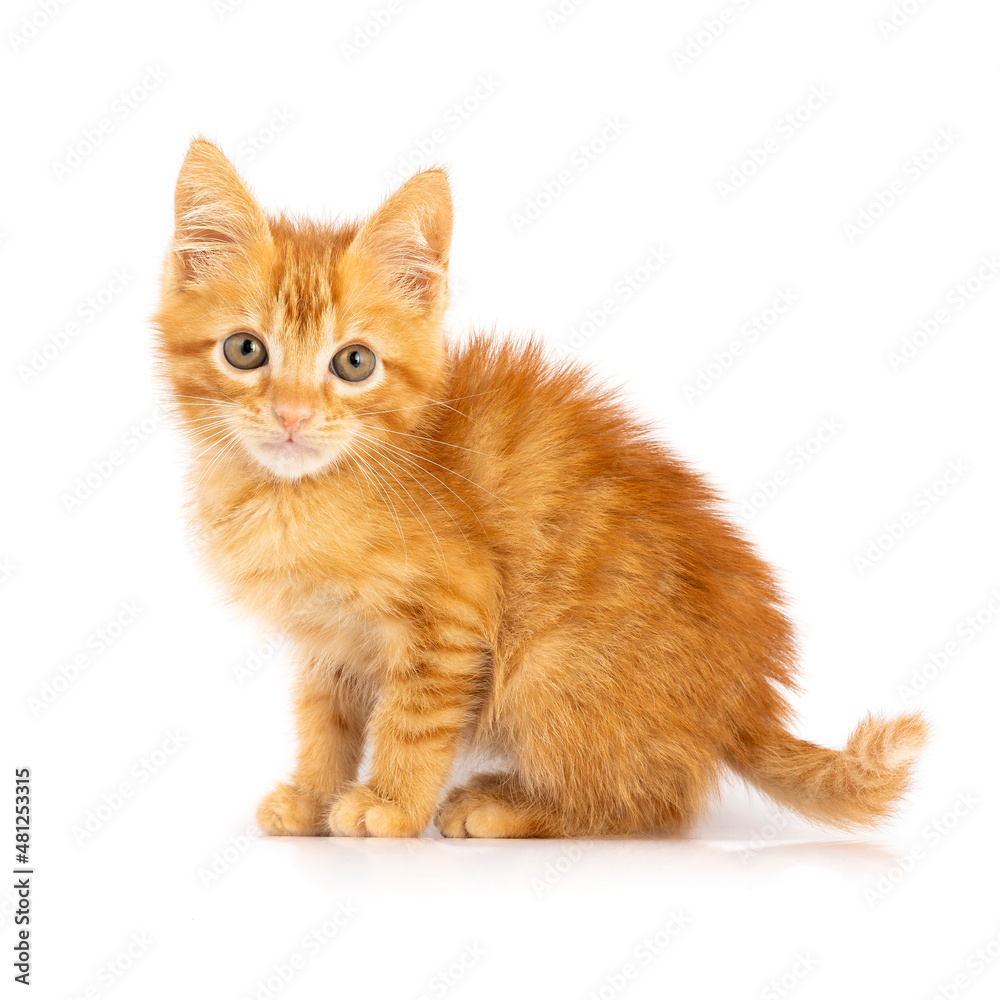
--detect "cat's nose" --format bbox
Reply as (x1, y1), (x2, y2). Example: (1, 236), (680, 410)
(273, 404), (313, 436)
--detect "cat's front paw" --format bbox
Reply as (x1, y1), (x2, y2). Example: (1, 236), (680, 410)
(256, 781), (328, 836)
(328, 783), (424, 838)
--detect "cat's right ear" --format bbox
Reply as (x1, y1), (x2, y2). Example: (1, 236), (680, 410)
(166, 138), (272, 289)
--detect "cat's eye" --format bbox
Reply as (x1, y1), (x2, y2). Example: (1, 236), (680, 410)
(331, 344), (377, 382)
(223, 332), (268, 370)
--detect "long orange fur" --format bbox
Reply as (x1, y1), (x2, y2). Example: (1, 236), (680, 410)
(153, 139), (927, 838)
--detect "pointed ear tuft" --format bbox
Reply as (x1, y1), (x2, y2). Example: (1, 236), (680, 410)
(168, 138), (272, 288)
(347, 170), (453, 312)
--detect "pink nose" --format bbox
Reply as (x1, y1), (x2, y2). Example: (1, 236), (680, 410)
(273, 404), (313, 436)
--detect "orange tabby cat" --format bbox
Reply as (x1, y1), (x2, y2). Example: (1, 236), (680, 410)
(154, 139), (927, 838)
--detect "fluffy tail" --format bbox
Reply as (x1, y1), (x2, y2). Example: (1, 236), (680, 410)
(726, 712), (929, 829)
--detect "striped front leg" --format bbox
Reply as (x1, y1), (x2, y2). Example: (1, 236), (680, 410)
(257, 664), (370, 836)
(328, 628), (485, 838)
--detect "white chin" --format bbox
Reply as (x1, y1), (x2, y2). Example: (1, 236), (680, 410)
(250, 441), (337, 480)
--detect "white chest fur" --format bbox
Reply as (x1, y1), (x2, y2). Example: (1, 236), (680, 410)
(194, 478), (412, 682)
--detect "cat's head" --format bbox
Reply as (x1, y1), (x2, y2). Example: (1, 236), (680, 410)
(153, 139), (453, 481)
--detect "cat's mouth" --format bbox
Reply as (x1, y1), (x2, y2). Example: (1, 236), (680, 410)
(262, 437), (318, 454)
(251, 435), (334, 479)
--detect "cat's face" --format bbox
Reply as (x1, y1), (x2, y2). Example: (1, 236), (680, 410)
(154, 140), (453, 481)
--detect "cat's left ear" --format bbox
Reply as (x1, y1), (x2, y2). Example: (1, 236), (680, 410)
(166, 138), (273, 289)
(344, 170), (453, 314)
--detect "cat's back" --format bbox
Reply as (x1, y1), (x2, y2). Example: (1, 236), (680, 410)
(441, 331), (778, 604)
(441, 332), (708, 517)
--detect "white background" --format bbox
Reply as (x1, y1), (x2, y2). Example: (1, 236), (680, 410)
(4, 0), (1000, 997)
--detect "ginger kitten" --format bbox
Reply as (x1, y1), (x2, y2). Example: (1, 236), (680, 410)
(154, 139), (927, 838)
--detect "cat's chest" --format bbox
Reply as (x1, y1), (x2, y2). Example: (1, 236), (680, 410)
(219, 544), (404, 675)
(200, 489), (403, 671)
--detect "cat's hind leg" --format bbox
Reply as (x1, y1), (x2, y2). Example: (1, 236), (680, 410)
(435, 772), (563, 838)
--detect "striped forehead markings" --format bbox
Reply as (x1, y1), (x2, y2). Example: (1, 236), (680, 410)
(274, 256), (336, 336)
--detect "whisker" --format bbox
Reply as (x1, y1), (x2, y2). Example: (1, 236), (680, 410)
(182, 411), (239, 425)
(183, 419), (239, 434)
(354, 441), (449, 580)
(173, 393), (241, 406)
(193, 432), (242, 492)
(416, 391), (491, 422)
(356, 434), (487, 537)
(352, 449), (408, 564)
(342, 459), (370, 523)
(365, 425), (507, 463)
(189, 426), (240, 465)
(352, 390), (498, 418)
(363, 442), (472, 552)
(354, 431), (512, 510)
